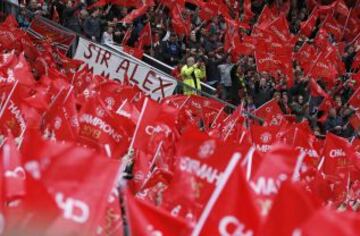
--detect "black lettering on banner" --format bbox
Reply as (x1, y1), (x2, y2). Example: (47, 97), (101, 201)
(84, 43), (96, 59)
(142, 71), (155, 91)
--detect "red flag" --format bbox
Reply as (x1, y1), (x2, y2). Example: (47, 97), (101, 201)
(11, 52), (36, 87)
(267, 15), (291, 43)
(171, 5), (191, 36)
(254, 99), (284, 126)
(111, 0), (142, 7)
(292, 127), (320, 162)
(323, 15), (342, 41)
(296, 43), (318, 74)
(2, 15), (18, 29)
(256, 5), (277, 30)
(191, 152), (260, 236)
(131, 98), (177, 151)
(350, 111), (360, 130)
(175, 128), (245, 217)
(297, 209), (360, 236)
(300, 8), (319, 37)
(31, 143), (120, 235)
(87, 0), (109, 9)
(321, 132), (355, 176)
(137, 22), (152, 48)
(335, 0), (350, 16)
(122, 45), (144, 59)
(96, 188), (124, 236)
(0, 83), (28, 138)
(124, 187), (192, 236)
(243, 0), (254, 23)
(4, 176), (60, 235)
(42, 88), (79, 142)
(78, 96), (133, 158)
(0, 135), (26, 201)
(308, 52), (338, 82)
(121, 5), (150, 24)
(260, 181), (321, 236)
(310, 78), (329, 98)
(199, 2), (218, 22)
(159, 0), (185, 9)
(250, 125), (280, 153)
(249, 145), (303, 216)
(348, 87), (360, 109)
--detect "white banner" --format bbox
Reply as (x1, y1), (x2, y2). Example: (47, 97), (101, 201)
(74, 38), (177, 101)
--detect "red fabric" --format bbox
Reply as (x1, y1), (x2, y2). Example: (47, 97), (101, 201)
(121, 4), (151, 24)
(0, 135), (26, 201)
(310, 78), (329, 98)
(260, 181), (321, 236)
(42, 88), (79, 142)
(159, 0), (185, 9)
(249, 145), (301, 216)
(348, 87), (360, 108)
(78, 96), (133, 158)
(124, 188), (191, 236)
(254, 99), (284, 127)
(199, 1), (218, 21)
(298, 209), (360, 236)
(137, 22), (152, 48)
(132, 98), (177, 151)
(322, 132), (355, 176)
(171, 5), (191, 36)
(300, 8), (319, 37)
(323, 15), (342, 41)
(41, 144), (119, 235)
(350, 112), (360, 130)
(250, 125), (280, 153)
(194, 154), (260, 236)
(175, 128), (243, 217)
(122, 45), (144, 59)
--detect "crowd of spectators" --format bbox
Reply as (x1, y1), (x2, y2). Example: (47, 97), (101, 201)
(7, 0), (360, 140)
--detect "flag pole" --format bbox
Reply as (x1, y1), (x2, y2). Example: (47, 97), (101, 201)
(223, 116), (239, 141)
(0, 80), (18, 118)
(139, 141), (164, 191)
(191, 152), (242, 236)
(128, 97), (149, 150)
(291, 152), (306, 182)
(210, 106), (225, 128)
(341, 8), (352, 40)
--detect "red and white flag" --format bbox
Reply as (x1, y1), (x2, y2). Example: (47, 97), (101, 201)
(348, 87), (360, 109)
(191, 152), (260, 236)
(124, 187), (192, 236)
(137, 22), (152, 48)
(175, 128), (245, 217)
(254, 99), (284, 127)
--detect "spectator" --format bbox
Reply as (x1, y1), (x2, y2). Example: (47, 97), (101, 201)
(101, 26), (114, 44)
(181, 56), (201, 95)
(83, 8), (102, 42)
(203, 51), (228, 93)
(218, 56), (234, 101)
(62, 0), (85, 34)
(251, 77), (274, 107)
(16, 5), (30, 28)
(324, 108), (345, 135)
(160, 32), (182, 66)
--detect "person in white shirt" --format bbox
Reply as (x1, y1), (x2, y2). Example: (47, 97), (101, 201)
(101, 26), (114, 45)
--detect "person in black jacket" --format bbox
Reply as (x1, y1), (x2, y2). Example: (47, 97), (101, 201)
(62, 0), (85, 34)
(159, 33), (182, 67)
(83, 8), (102, 41)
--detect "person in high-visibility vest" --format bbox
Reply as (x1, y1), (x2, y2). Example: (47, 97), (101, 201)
(181, 57), (206, 95)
